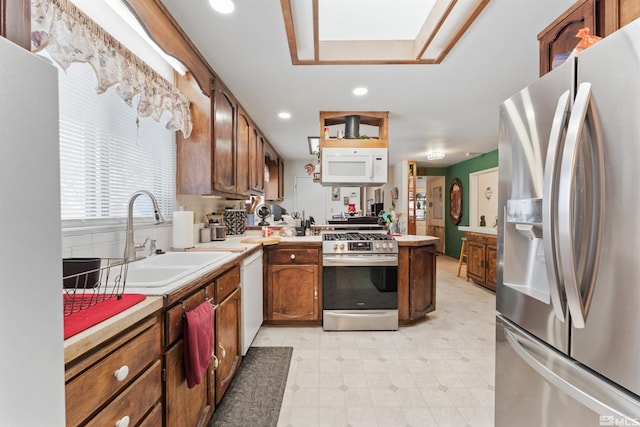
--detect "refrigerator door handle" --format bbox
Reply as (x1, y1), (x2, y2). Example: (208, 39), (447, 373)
(542, 90), (571, 322)
(504, 321), (640, 419)
(557, 82), (605, 329)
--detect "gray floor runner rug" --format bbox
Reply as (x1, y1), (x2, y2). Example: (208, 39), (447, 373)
(209, 346), (293, 427)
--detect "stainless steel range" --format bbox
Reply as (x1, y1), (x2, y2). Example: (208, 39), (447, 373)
(322, 232), (398, 331)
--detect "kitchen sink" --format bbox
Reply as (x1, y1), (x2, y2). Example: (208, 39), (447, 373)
(143, 251), (232, 267)
(123, 251), (233, 288)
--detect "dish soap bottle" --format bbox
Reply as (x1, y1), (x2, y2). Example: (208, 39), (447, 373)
(480, 215), (486, 227)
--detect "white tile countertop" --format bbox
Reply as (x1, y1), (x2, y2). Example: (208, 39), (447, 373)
(458, 226), (498, 235)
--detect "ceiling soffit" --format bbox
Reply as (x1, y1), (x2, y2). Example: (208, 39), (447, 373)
(281, 0), (491, 65)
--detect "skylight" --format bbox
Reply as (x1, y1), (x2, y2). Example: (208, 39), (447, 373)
(282, 0), (490, 64)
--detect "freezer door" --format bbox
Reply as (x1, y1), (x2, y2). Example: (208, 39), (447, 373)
(497, 61), (574, 353)
(570, 18), (640, 398)
(496, 316), (640, 426)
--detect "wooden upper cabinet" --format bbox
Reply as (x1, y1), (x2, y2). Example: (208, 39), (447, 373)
(538, 0), (596, 76)
(250, 129), (265, 194)
(539, 0), (640, 76)
(278, 157), (284, 200)
(176, 72), (214, 195)
(600, 0), (640, 36)
(236, 107), (251, 197)
(212, 80), (236, 194)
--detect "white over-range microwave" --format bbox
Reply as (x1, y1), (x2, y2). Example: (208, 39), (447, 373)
(321, 147), (388, 185)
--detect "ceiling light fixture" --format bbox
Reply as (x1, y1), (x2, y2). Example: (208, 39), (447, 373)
(353, 87), (368, 96)
(278, 112), (291, 119)
(209, 0), (235, 14)
(427, 151), (445, 161)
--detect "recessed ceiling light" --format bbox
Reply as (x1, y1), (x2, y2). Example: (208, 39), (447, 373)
(353, 87), (368, 96)
(278, 112), (291, 119)
(209, 0), (234, 14)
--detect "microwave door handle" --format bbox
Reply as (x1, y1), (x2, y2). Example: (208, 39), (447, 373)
(542, 90), (571, 322)
(368, 153), (374, 179)
(557, 82), (605, 329)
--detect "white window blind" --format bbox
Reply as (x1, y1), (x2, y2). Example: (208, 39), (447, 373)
(56, 61), (176, 223)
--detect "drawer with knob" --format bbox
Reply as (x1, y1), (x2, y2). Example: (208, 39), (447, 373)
(85, 360), (161, 427)
(65, 321), (161, 426)
(267, 248), (319, 265)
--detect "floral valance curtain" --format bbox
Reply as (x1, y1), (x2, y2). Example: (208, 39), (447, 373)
(30, 0), (193, 138)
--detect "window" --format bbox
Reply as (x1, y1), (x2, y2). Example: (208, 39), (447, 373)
(56, 61), (176, 224)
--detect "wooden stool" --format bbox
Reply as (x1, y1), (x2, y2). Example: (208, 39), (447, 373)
(457, 237), (468, 278)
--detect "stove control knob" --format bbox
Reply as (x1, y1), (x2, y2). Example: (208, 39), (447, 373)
(333, 244), (339, 251)
(382, 243), (388, 250)
(339, 244), (345, 250)
(375, 243), (381, 250)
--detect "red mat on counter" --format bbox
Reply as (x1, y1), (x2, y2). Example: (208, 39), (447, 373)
(63, 294), (146, 339)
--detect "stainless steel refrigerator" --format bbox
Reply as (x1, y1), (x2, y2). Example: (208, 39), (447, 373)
(496, 18), (640, 425)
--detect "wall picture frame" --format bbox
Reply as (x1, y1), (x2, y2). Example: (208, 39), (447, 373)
(331, 186), (340, 201)
(449, 178), (463, 225)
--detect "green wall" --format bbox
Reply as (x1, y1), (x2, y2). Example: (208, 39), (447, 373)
(444, 150), (499, 258)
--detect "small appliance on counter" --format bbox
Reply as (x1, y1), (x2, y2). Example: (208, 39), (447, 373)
(255, 204), (270, 226)
(211, 224), (226, 241)
(204, 212), (226, 241)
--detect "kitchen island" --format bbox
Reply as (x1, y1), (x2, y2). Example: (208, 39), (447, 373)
(268, 233), (440, 325)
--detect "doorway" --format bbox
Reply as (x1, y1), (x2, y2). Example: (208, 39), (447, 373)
(418, 176), (445, 253)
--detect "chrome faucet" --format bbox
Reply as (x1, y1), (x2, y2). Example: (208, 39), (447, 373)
(123, 190), (165, 262)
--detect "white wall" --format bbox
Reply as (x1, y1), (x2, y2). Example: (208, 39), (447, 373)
(469, 167), (499, 227)
(283, 159), (386, 224)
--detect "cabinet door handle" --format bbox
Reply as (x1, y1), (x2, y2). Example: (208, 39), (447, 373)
(314, 289), (317, 299)
(115, 415), (130, 427)
(113, 365), (129, 382)
(212, 354), (219, 369)
(290, 254), (296, 260)
(219, 343), (226, 359)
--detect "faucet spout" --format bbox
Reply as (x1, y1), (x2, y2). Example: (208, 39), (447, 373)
(124, 190), (165, 262)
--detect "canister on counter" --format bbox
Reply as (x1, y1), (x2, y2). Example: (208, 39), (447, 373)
(200, 227), (211, 243)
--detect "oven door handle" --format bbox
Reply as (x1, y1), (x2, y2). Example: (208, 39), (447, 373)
(323, 255), (398, 267)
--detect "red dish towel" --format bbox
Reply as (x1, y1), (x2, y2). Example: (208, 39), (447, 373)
(183, 301), (215, 389)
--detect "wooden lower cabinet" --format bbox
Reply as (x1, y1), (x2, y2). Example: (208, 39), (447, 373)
(65, 316), (162, 427)
(164, 289), (213, 427)
(398, 244), (437, 322)
(164, 264), (242, 426)
(165, 340), (212, 427)
(466, 232), (497, 291)
(266, 246), (320, 322)
(214, 287), (242, 404)
(408, 245), (437, 318)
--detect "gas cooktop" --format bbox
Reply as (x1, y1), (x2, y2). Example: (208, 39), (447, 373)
(322, 232), (394, 241)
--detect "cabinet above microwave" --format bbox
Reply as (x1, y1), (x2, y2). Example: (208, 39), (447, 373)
(320, 147), (388, 186)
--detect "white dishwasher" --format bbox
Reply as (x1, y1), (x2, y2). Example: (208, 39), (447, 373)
(241, 250), (263, 355)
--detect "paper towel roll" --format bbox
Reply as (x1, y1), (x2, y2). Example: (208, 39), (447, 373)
(173, 211), (195, 249)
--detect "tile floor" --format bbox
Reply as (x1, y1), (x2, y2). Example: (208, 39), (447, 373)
(252, 255), (497, 427)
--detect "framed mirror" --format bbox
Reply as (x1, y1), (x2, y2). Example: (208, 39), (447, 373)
(449, 178), (463, 225)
